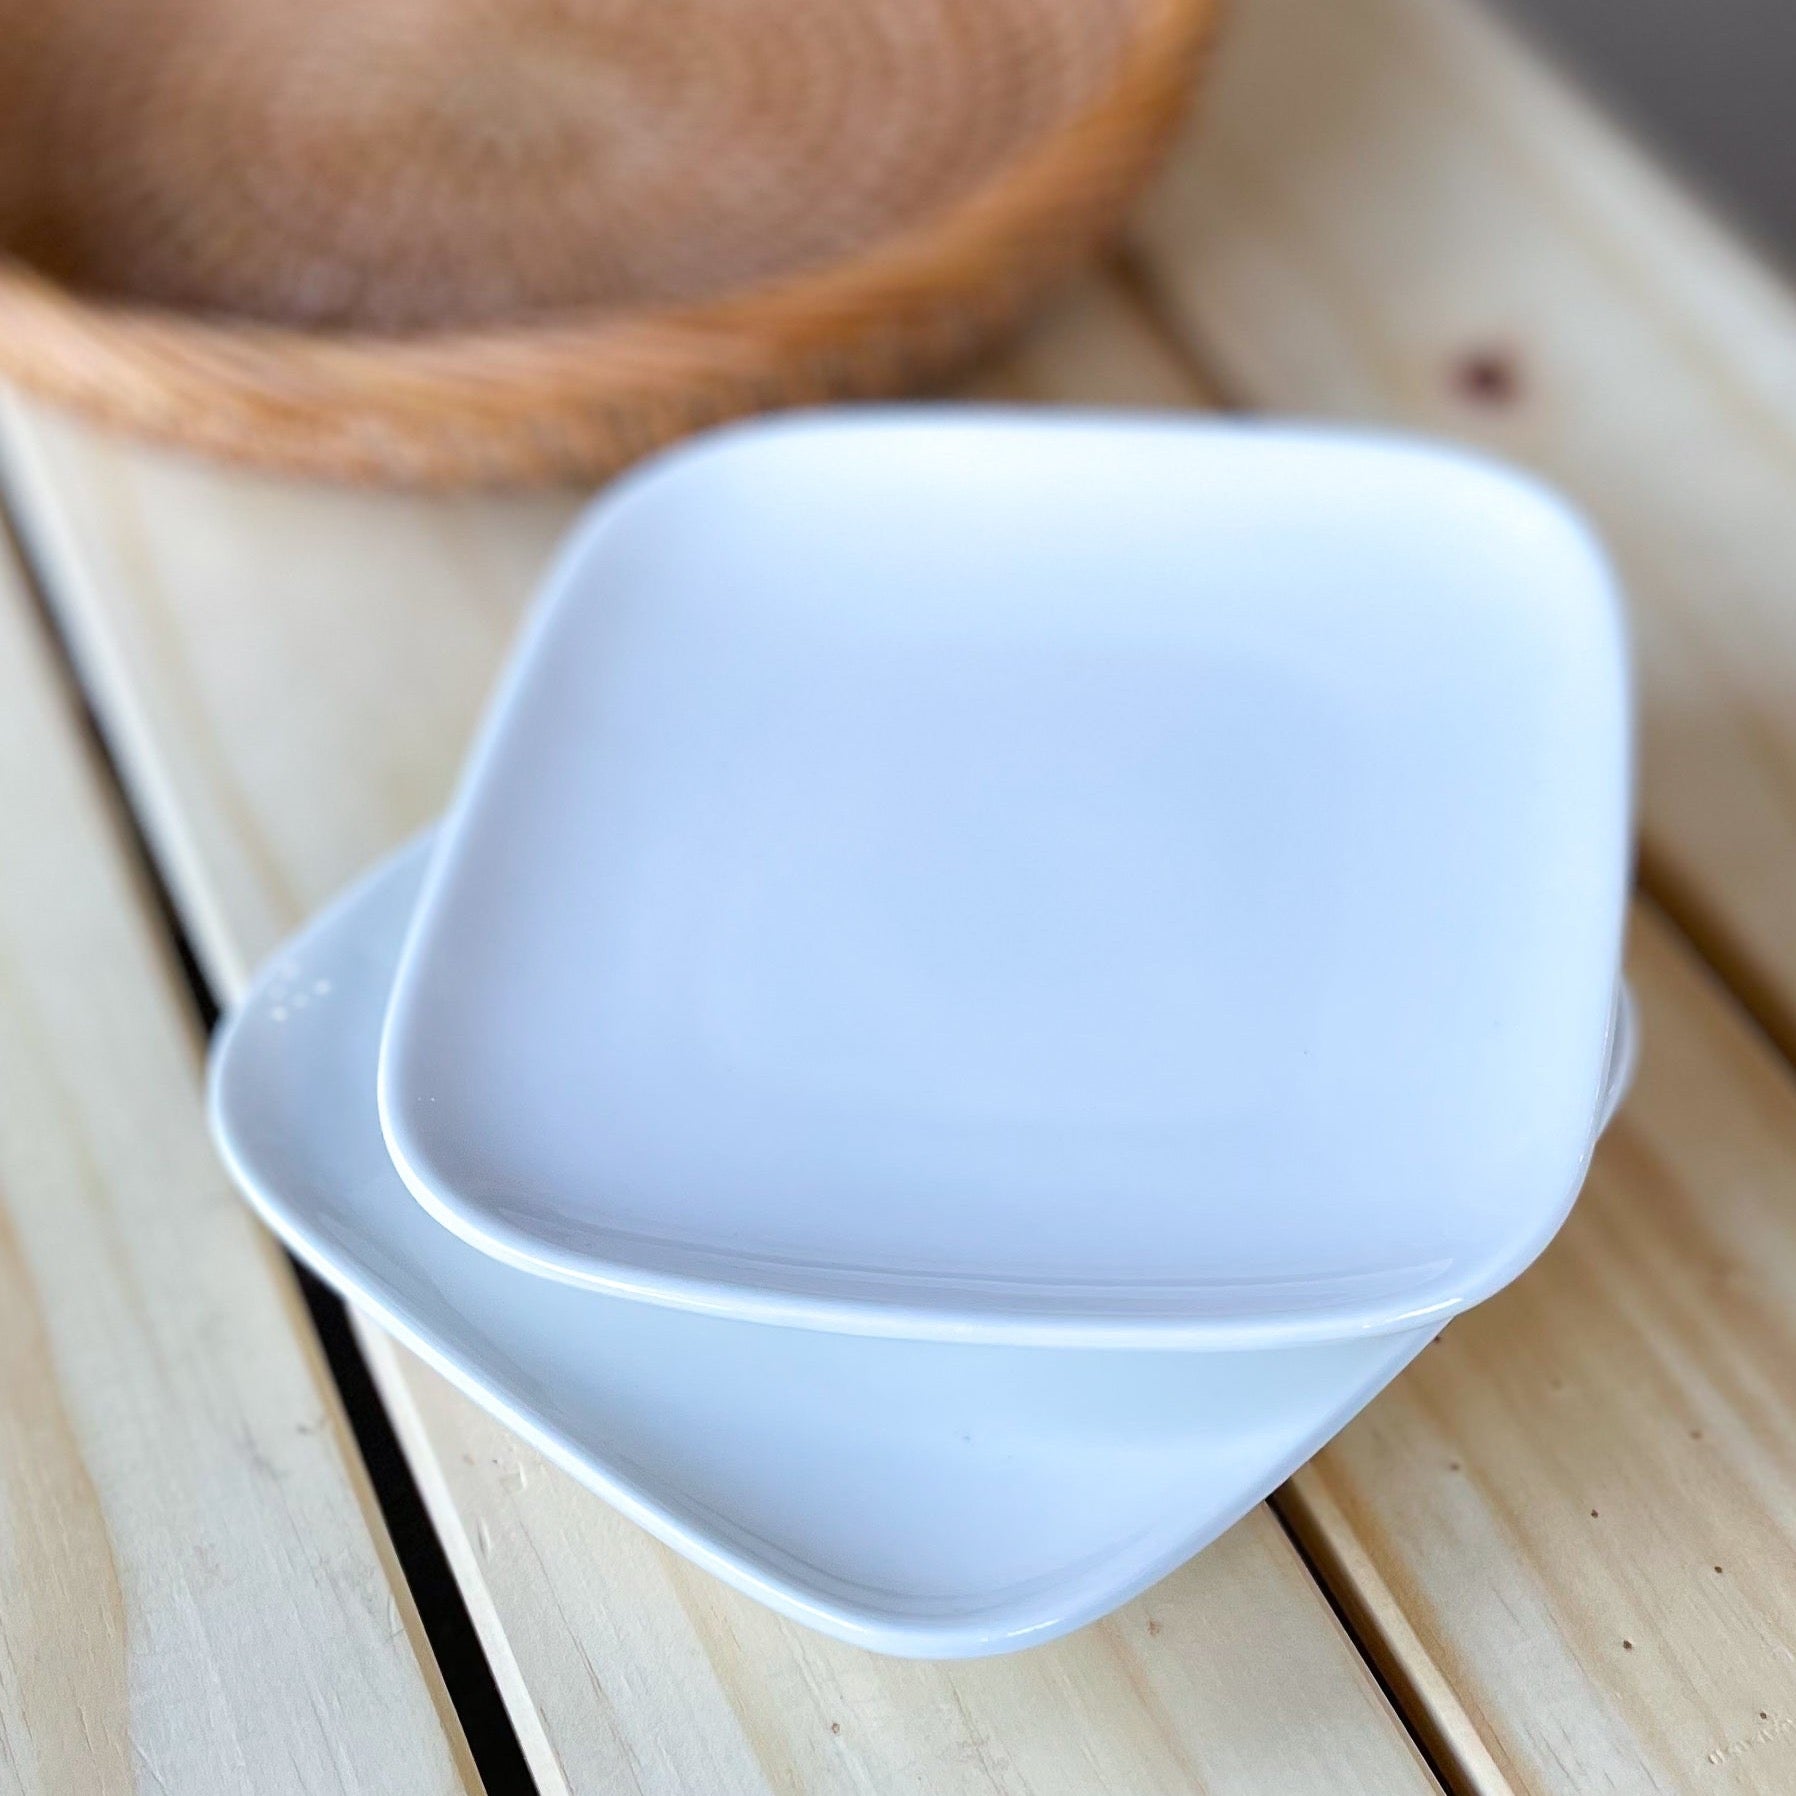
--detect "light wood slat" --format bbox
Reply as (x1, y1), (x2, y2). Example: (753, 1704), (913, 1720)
(1116, 0), (1796, 1785)
(0, 535), (477, 1791)
(0, 273), (1441, 1796)
(1127, 0), (1796, 1057)
(1299, 907), (1796, 1793)
(1292, 884), (1796, 1767)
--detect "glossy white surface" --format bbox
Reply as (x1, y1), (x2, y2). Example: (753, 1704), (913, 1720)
(380, 411), (1632, 1344)
(212, 843), (1439, 1656)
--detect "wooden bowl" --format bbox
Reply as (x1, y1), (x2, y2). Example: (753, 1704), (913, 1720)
(0, 0), (1216, 487)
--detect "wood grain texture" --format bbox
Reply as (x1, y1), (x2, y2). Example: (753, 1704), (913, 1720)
(0, 536), (477, 1792)
(1294, 908), (1796, 1794)
(1127, 0), (1796, 1066)
(0, 272), (1440, 1795)
(1119, 0), (1796, 1785)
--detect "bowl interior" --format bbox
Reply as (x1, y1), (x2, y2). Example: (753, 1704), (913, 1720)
(0, 0), (1135, 332)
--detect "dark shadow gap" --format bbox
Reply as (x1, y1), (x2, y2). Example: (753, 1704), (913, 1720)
(0, 494), (536, 1796)
(1268, 1487), (1468, 1795)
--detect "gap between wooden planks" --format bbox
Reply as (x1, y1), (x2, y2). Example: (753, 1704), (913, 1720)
(0, 273), (1440, 1796)
(0, 525), (477, 1789)
(15, 0), (1796, 1778)
(1119, 0), (1796, 1786)
(1129, 0), (1796, 1064)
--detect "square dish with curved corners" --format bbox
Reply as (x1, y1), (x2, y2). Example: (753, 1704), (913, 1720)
(378, 411), (1633, 1348)
(211, 841), (1442, 1657)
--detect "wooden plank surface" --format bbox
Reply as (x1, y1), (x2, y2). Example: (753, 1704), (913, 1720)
(0, 274), (1441, 1796)
(1295, 906), (1796, 1793)
(1129, 0), (1796, 1061)
(1114, 0), (1796, 1786)
(0, 533), (477, 1791)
